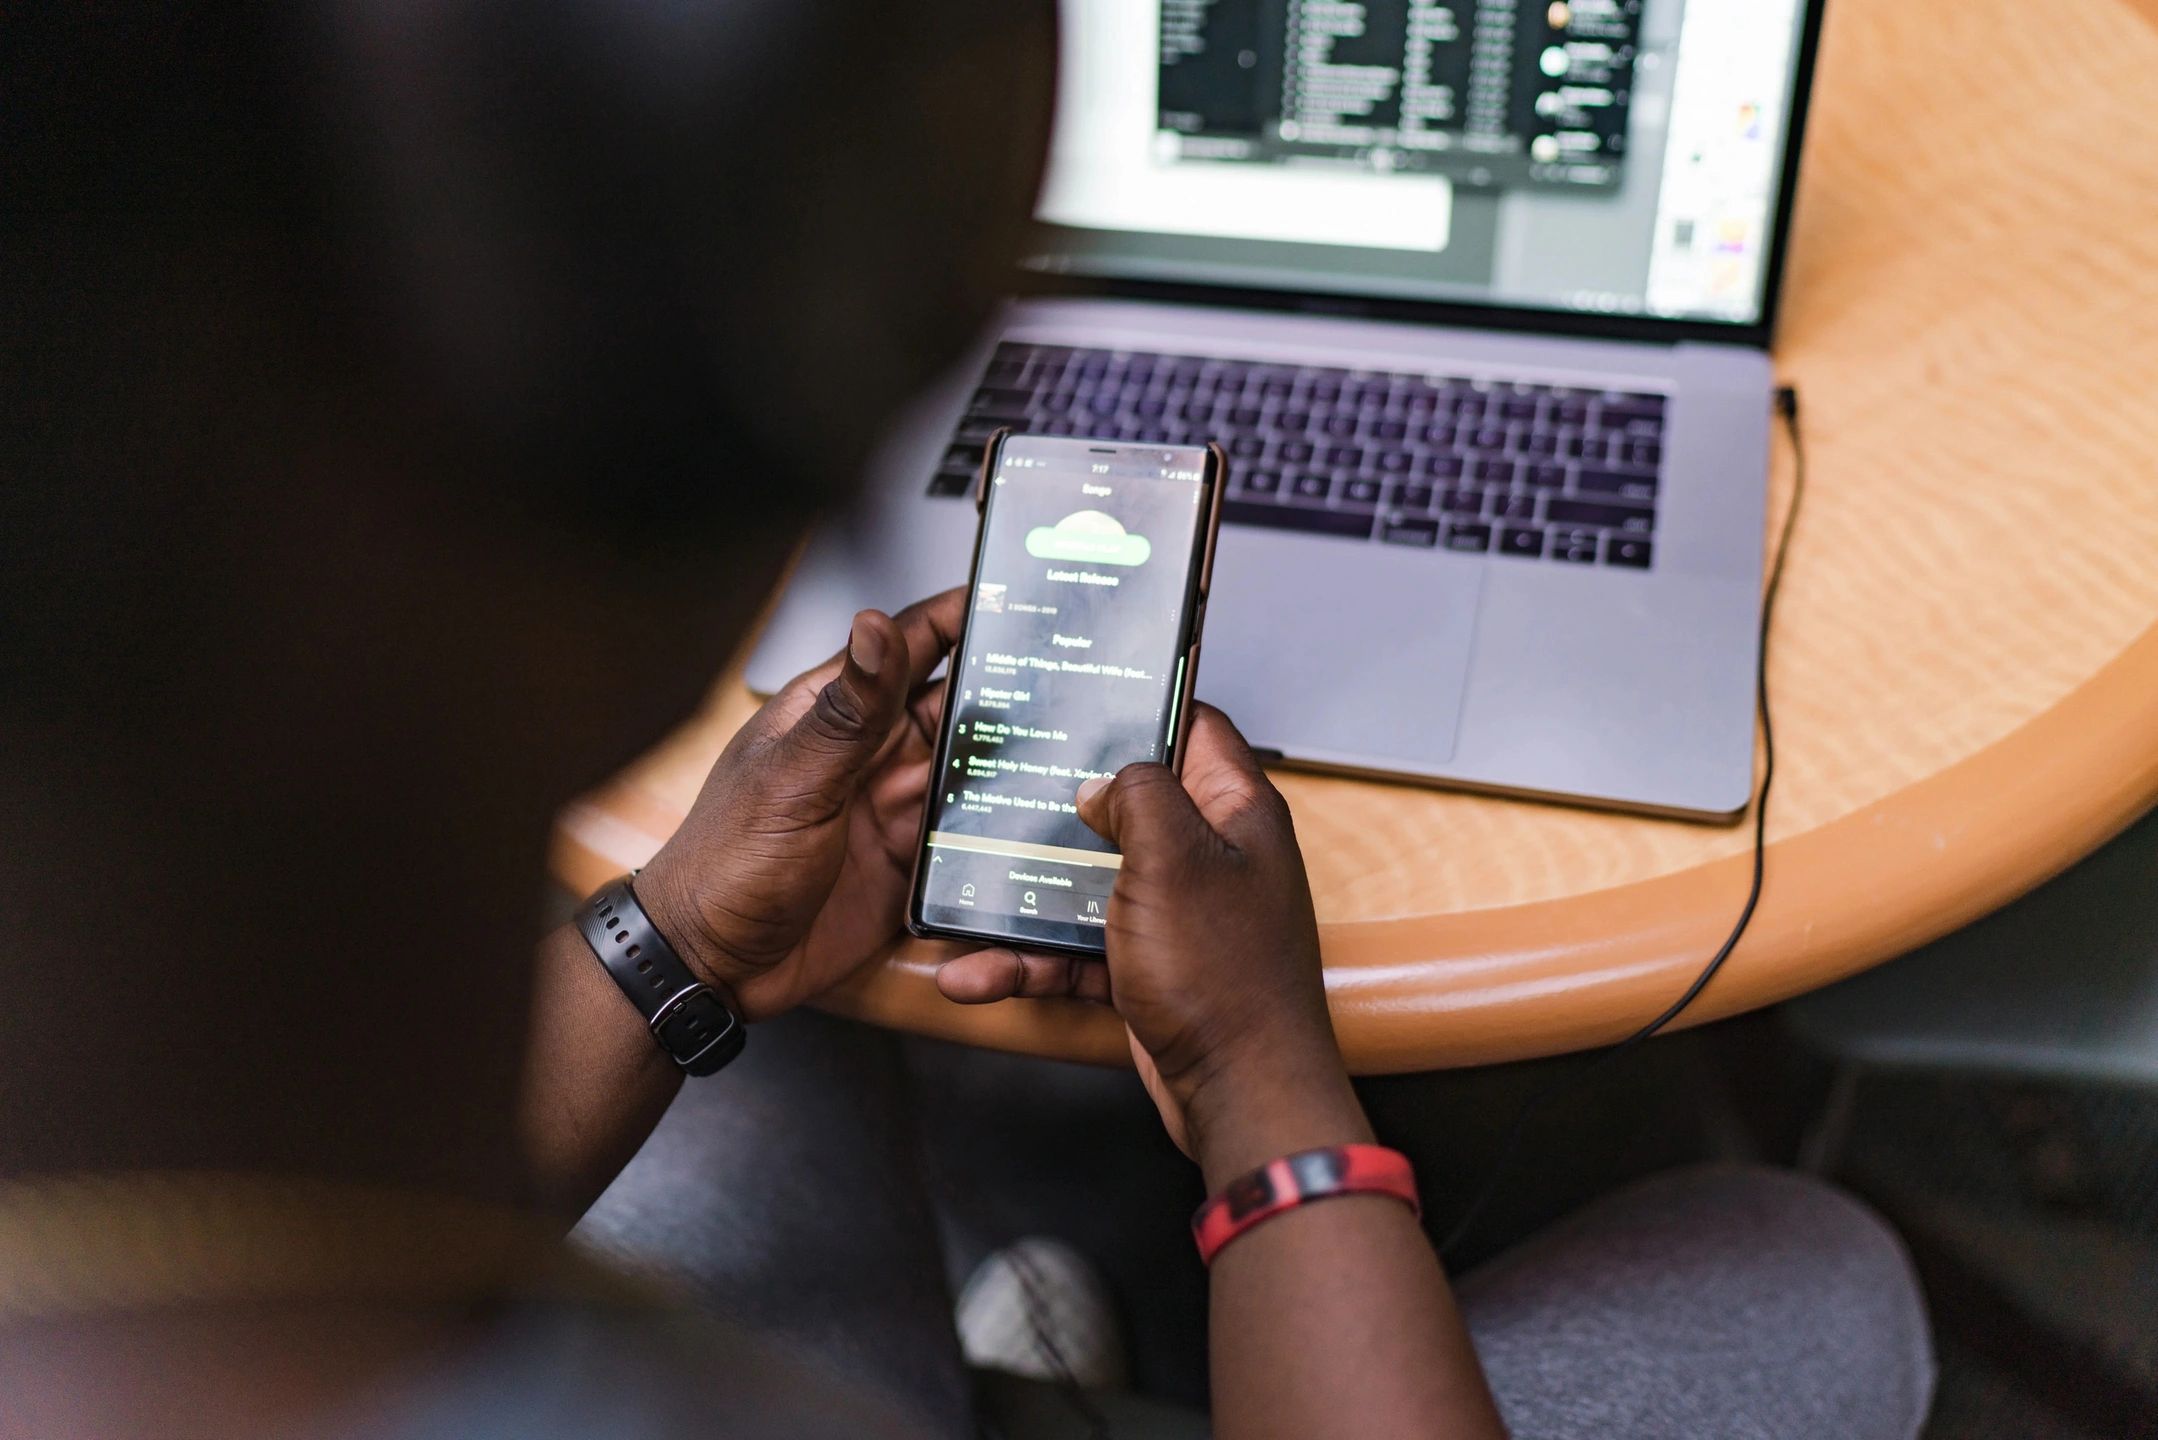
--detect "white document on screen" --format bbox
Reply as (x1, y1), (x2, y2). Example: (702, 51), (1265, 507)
(1036, 0), (1455, 255)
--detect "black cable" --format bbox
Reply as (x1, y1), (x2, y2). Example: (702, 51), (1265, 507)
(1438, 383), (1808, 1263)
(1003, 1242), (1113, 1440)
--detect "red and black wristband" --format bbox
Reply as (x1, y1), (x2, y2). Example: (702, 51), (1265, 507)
(1191, 1144), (1420, 1266)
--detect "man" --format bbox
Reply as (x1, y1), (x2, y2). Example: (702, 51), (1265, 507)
(0, 5), (1932, 1437)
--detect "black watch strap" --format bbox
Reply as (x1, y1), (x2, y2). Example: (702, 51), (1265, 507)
(575, 878), (745, 1077)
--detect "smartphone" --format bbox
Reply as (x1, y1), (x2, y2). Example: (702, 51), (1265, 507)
(907, 430), (1226, 957)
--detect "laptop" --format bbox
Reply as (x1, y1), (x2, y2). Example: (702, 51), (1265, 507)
(749, 0), (1825, 819)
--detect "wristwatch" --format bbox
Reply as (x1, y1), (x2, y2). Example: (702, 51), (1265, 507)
(574, 877), (745, 1076)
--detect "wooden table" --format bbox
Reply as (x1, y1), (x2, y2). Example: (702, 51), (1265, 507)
(552, 0), (2158, 1072)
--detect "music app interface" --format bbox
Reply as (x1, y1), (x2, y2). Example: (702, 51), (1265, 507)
(916, 436), (1212, 951)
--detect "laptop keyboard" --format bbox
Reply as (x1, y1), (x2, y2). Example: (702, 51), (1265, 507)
(927, 342), (1664, 569)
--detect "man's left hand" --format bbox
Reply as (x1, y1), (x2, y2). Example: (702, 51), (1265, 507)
(634, 587), (964, 1020)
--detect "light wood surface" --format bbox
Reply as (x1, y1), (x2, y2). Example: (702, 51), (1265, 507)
(552, 0), (2158, 1071)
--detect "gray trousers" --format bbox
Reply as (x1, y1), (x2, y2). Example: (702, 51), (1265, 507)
(577, 1012), (1933, 1440)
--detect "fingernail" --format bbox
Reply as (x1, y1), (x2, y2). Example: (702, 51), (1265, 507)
(1076, 776), (1107, 805)
(849, 615), (885, 676)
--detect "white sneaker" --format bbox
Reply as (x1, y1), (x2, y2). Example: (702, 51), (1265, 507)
(955, 1236), (1129, 1392)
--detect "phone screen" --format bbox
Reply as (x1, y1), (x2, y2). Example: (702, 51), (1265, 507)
(911, 433), (1221, 955)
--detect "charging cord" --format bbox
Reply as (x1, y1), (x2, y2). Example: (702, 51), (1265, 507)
(1439, 383), (1808, 1262)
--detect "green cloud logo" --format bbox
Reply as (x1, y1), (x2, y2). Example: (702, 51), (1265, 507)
(1024, 509), (1153, 567)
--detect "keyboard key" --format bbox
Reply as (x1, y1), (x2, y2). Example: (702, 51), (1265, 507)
(1547, 497), (1655, 532)
(1371, 418), (1407, 441)
(1344, 478), (1383, 506)
(1498, 526), (1546, 558)
(1380, 515), (1441, 547)
(1489, 491), (1537, 522)
(1324, 414), (1359, 438)
(1392, 482), (1435, 509)
(1443, 522), (1492, 553)
(1465, 456), (1515, 483)
(1524, 462), (1568, 489)
(1624, 440), (1661, 468)
(1224, 500), (1374, 539)
(1577, 468), (1658, 501)
(927, 470), (972, 497)
(1279, 440), (1314, 463)
(1243, 470), (1281, 496)
(1441, 488), (1483, 515)
(1375, 449), (1412, 473)
(970, 386), (1033, 416)
(1423, 423), (1457, 447)
(1229, 435), (1264, 458)
(1551, 528), (1600, 563)
(1292, 473), (1333, 502)
(1325, 445), (1363, 469)
(1601, 391), (1666, 417)
(1605, 535), (1654, 568)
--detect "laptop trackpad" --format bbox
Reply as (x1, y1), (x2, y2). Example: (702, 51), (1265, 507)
(1197, 529), (1484, 771)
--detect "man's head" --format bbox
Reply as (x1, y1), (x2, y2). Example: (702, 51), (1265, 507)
(0, 1), (1053, 1191)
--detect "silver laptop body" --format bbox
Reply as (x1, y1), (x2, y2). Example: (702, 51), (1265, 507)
(749, 0), (1823, 819)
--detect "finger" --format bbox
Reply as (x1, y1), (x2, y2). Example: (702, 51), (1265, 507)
(782, 587), (966, 708)
(1074, 762), (1211, 854)
(862, 672), (944, 776)
(906, 675), (947, 744)
(769, 609), (911, 797)
(1176, 704), (1293, 849)
(935, 948), (1113, 1004)
(889, 586), (969, 688)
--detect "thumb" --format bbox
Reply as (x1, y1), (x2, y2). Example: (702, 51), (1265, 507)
(1076, 762), (1209, 856)
(771, 610), (910, 796)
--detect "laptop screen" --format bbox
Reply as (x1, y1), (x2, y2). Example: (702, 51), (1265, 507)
(1031, 0), (1813, 328)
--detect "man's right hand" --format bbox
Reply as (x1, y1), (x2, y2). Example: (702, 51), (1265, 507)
(939, 707), (1506, 1440)
(935, 705), (1369, 1176)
